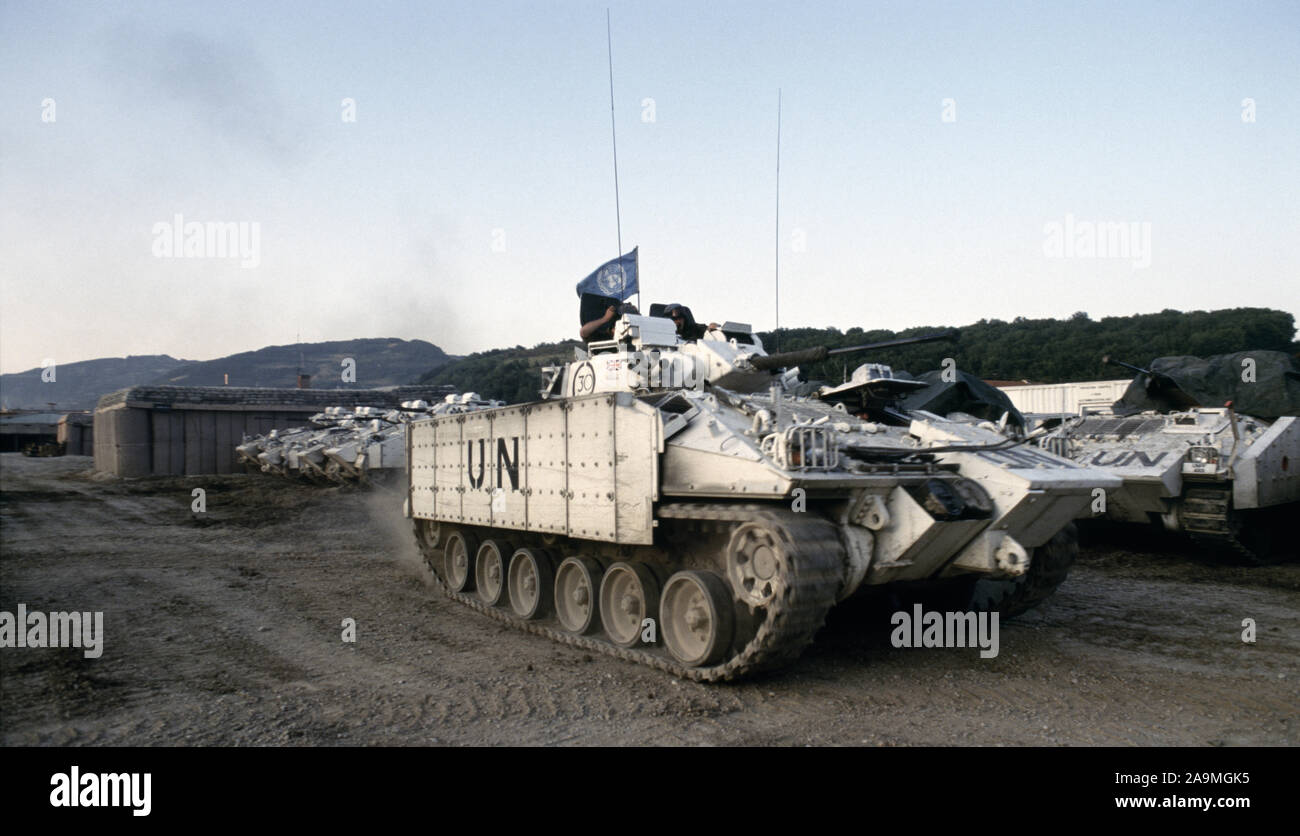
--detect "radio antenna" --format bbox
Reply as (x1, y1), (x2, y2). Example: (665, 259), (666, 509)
(774, 88), (782, 352)
(606, 9), (628, 300)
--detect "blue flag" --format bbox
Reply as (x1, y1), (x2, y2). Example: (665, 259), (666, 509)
(575, 247), (638, 300)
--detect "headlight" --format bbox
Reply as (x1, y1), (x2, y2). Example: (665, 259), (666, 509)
(1187, 446), (1219, 464)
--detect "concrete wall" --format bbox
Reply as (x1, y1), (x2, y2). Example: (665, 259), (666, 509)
(94, 404), (318, 477)
(92, 384), (455, 477)
(57, 414), (94, 456)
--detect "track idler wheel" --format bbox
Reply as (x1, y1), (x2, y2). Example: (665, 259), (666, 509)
(554, 557), (604, 635)
(599, 562), (660, 648)
(661, 570), (735, 667)
(414, 519), (442, 553)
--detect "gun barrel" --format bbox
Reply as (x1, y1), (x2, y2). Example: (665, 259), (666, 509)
(1101, 354), (1152, 376)
(826, 329), (959, 357)
(749, 330), (959, 372)
(749, 346), (828, 371)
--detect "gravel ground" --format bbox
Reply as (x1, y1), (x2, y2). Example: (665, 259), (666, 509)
(2, 453), (1296, 746)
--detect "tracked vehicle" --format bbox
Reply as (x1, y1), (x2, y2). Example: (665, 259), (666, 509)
(1038, 353), (1300, 562)
(235, 394), (503, 484)
(405, 313), (1120, 680)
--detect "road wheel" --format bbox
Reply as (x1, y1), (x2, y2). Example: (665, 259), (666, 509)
(508, 548), (554, 620)
(443, 530), (479, 593)
(414, 519), (442, 553)
(661, 570), (734, 667)
(475, 539), (512, 606)
(554, 557), (604, 634)
(599, 562), (660, 647)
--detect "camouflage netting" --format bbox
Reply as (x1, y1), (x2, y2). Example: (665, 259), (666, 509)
(898, 370), (1025, 428)
(1112, 350), (1300, 419)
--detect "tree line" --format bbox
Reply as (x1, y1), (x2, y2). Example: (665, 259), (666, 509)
(418, 308), (1298, 403)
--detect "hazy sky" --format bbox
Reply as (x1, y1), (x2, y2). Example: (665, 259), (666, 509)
(2, 0), (1297, 374)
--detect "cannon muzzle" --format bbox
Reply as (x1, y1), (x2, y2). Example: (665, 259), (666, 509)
(1101, 354), (1153, 376)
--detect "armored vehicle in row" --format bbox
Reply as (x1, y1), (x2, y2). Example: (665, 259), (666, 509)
(1036, 352), (1300, 562)
(405, 312), (1120, 680)
(236, 394), (503, 484)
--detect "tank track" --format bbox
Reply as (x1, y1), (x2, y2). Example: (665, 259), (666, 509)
(971, 523), (1078, 617)
(415, 503), (845, 682)
(1180, 485), (1271, 564)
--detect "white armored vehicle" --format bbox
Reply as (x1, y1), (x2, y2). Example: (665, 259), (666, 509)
(236, 394), (504, 484)
(405, 312), (1120, 680)
(1038, 353), (1300, 562)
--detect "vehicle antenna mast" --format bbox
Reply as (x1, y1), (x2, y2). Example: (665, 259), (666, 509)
(774, 89), (781, 352)
(606, 9), (630, 304)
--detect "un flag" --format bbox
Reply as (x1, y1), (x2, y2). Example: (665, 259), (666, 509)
(575, 247), (638, 300)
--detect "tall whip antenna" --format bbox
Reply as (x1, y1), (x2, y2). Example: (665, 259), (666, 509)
(774, 89), (782, 352)
(606, 9), (627, 299)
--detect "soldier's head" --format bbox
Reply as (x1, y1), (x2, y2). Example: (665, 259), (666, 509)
(663, 303), (689, 334)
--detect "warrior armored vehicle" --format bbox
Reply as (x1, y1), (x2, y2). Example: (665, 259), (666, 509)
(405, 312), (1120, 680)
(236, 394), (504, 484)
(1037, 352), (1300, 562)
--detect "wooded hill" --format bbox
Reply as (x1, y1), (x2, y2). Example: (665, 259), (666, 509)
(1, 338), (456, 410)
(764, 307), (1298, 386)
(420, 308), (1298, 404)
(420, 342), (581, 404)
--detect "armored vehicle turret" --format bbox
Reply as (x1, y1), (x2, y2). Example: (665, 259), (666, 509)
(406, 312), (1119, 679)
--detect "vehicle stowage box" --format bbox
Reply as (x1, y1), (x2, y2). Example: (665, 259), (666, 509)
(407, 392), (662, 545)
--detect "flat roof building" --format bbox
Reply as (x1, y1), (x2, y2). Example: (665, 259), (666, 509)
(94, 384), (454, 477)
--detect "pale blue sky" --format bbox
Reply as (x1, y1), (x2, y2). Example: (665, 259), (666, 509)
(2, 0), (1297, 374)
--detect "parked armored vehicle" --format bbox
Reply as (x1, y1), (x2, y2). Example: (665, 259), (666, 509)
(1036, 352), (1300, 562)
(406, 312), (1119, 680)
(236, 394), (503, 484)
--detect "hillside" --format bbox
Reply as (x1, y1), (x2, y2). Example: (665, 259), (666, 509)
(1, 338), (457, 410)
(0, 355), (187, 411)
(419, 341), (581, 403)
(158, 338), (453, 390)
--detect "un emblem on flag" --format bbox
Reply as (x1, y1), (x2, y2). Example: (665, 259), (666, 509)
(596, 265), (627, 296)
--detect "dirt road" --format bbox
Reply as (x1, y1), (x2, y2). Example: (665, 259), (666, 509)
(2, 453), (1296, 746)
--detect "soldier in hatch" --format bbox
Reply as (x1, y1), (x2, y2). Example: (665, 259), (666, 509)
(580, 302), (639, 342)
(662, 303), (720, 341)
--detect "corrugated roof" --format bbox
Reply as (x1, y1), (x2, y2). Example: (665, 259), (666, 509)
(96, 384), (457, 410)
(0, 413), (65, 425)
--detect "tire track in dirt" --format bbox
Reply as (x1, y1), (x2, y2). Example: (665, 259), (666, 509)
(3, 454), (1297, 746)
